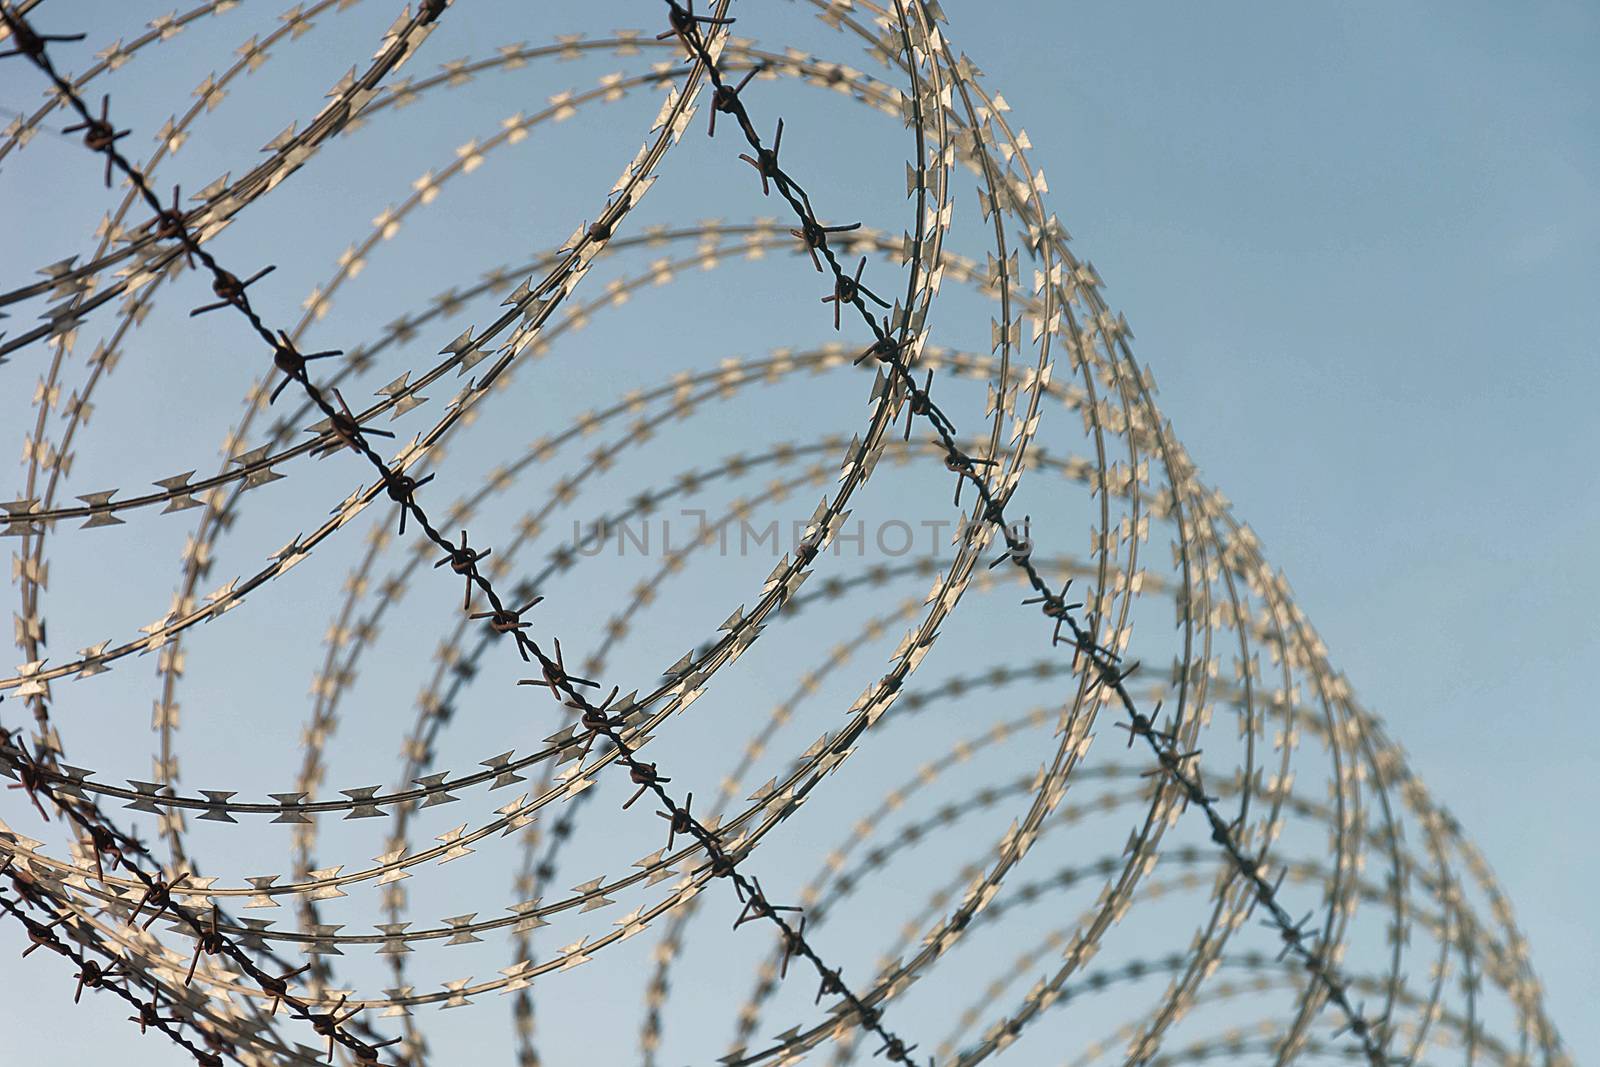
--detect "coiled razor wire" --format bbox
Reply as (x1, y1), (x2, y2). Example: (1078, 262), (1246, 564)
(0, 2), (1571, 1066)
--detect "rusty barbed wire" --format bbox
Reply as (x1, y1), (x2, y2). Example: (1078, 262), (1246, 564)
(0, 2), (1570, 1066)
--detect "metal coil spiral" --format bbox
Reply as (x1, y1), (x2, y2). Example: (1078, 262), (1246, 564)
(0, 2), (1570, 1065)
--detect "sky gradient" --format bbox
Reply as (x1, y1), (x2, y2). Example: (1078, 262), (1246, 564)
(1, 0), (1594, 1062)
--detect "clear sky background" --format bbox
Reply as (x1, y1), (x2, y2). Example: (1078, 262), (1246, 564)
(1, 1), (1595, 1063)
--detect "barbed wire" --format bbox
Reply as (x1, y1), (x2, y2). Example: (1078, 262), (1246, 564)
(0, 2), (1569, 1066)
(651, 3), (1405, 1061)
(1, 2), (931, 1062)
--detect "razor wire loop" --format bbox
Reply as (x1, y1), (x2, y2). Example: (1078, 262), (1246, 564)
(0, 6), (478, 1059)
(0, 753), (389, 1058)
(658, 3), (1398, 1059)
(0, 2), (1569, 1066)
(0, 18), (1401, 1062)
(0, 4), (945, 1046)
(0, 892), (210, 1062)
(0, 225), (931, 541)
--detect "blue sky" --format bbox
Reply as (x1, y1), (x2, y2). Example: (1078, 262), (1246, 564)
(1, 1), (1594, 1063)
(1006, 1), (1599, 1055)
